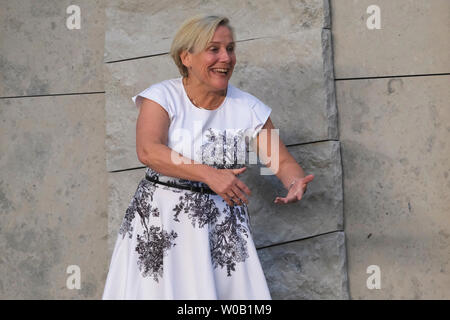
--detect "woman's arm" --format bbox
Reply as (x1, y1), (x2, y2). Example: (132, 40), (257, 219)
(253, 116), (314, 203)
(136, 97), (251, 207)
(136, 97), (215, 183)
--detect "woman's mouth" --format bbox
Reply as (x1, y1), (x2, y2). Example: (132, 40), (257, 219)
(210, 68), (229, 76)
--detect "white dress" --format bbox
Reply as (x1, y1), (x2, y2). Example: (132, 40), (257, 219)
(102, 77), (272, 300)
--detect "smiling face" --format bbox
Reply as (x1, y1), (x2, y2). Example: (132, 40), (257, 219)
(181, 25), (236, 91)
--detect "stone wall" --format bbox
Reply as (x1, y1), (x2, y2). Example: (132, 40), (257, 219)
(331, 0), (450, 299)
(0, 0), (108, 299)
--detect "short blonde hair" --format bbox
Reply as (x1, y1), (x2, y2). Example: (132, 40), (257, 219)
(170, 14), (236, 77)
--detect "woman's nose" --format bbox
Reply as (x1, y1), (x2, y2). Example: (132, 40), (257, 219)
(219, 48), (232, 62)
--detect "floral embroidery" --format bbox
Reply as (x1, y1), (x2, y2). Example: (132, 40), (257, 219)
(209, 204), (251, 276)
(119, 178), (178, 281)
(135, 225), (178, 282)
(172, 192), (220, 227)
(172, 190), (251, 276)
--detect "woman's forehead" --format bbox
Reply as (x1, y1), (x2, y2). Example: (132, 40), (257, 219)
(208, 40), (235, 45)
(211, 26), (234, 40)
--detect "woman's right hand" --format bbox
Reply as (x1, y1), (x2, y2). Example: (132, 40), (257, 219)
(204, 166), (251, 207)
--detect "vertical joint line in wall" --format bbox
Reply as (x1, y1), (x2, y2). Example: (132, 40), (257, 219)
(321, 28), (338, 141)
(323, 0), (331, 29)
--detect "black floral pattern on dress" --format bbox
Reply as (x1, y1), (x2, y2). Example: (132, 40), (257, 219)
(135, 225), (177, 282)
(119, 178), (158, 239)
(119, 178), (178, 282)
(209, 204), (251, 276)
(172, 192), (221, 228)
(172, 190), (252, 277)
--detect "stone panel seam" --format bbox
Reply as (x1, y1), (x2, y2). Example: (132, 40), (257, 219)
(322, 29), (338, 140)
(104, 36), (277, 64)
(256, 229), (344, 250)
(323, 0), (331, 29)
(0, 92), (105, 99)
(286, 138), (339, 147)
(335, 72), (450, 81)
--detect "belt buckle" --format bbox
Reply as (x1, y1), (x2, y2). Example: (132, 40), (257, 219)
(200, 186), (205, 194)
(189, 185), (194, 192)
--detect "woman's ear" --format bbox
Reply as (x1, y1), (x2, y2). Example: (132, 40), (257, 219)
(180, 50), (191, 69)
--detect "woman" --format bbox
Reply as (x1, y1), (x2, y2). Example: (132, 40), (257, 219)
(102, 14), (314, 300)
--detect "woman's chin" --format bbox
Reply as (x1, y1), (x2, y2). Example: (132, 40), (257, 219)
(210, 76), (230, 88)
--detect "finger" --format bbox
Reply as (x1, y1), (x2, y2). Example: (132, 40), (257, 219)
(227, 192), (241, 206)
(274, 196), (288, 204)
(285, 195), (297, 203)
(231, 186), (248, 205)
(231, 166), (247, 176)
(226, 191), (236, 200)
(274, 197), (282, 204)
(291, 184), (306, 196)
(235, 179), (252, 197)
(303, 174), (314, 183)
(223, 193), (235, 207)
(291, 185), (305, 197)
(285, 191), (301, 203)
(231, 195), (245, 206)
(302, 184), (307, 194)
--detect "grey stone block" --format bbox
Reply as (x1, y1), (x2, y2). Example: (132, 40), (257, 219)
(105, 0), (331, 62)
(0, 94), (108, 299)
(105, 28), (337, 171)
(104, 55), (179, 171)
(336, 75), (450, 299)
(258, 231), (349, 299)
(240, 140), (343, 248)
(231, 29), (338, 145)
(331, 0), (450, 78)
(0, 0), (106, 97)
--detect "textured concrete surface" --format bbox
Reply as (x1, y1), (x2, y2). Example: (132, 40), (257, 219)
(0, 94), (109, 299)
(258, 231), (349, 299)
(240, 141), (343, 248)
(229, 29), (337, 146)
(331, 0), (450, 78)
(336, 75), (450, 299)
(105, 28), (337, 171)
(104, 55), (179, 172)
(104, 0), (330, 62)
(0, 0), (105, 97)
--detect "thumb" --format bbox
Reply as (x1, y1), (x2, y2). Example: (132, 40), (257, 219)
(231, 166), (247, 175)
(303, 174), (314, 183)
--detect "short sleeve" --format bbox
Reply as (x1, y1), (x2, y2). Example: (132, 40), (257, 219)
(131, 83), (174, 121)
(250, 99), (272, 139)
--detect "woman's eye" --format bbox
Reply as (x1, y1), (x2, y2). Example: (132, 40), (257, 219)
(208, 46), (234, 53)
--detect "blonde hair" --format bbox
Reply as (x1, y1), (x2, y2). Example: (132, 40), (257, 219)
(170, 14), (236, 77)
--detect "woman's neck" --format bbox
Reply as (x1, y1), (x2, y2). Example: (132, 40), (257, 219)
(183, 76), (227, 110)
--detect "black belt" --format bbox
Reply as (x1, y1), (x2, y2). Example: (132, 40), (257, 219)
(145, 175), (217, 195)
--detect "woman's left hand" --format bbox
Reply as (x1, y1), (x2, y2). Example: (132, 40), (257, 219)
(274, 174), (314, 204)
